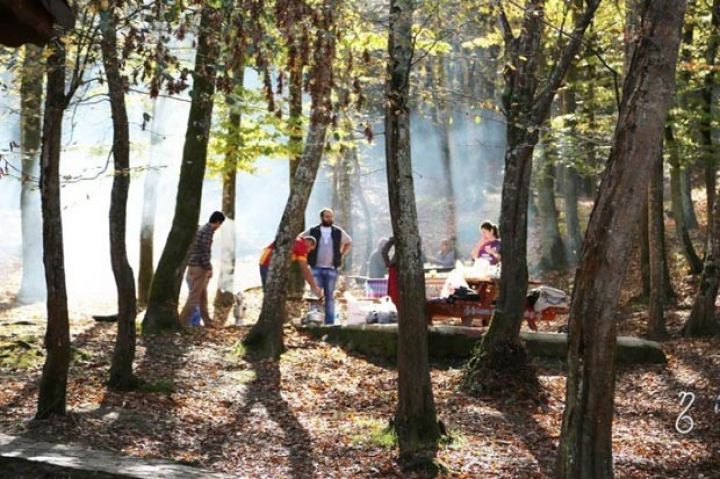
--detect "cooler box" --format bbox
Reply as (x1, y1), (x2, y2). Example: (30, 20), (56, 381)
(365, 278), (388, 298)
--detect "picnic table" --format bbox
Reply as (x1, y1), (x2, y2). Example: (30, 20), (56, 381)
(426, 276), (560, 330)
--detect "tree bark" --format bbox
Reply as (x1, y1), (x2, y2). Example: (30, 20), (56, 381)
(678, 0), (700, 231)
(431, 55), (458, 243)
(681, 166), (699, 229)
(648, 149), (669, 339)
(536, 143), (566, 272)
(556, 2), (686, 476)
(640, 198), (650, 298)
(142, 5), (221, 334)
(243, 0), (337, 359)
(386, 0), (440, 466)
(684, 185), (720, 337)
(464, 0), (600, 385)
(337, 148), (353, 272)
(287, 40), (306, 299)
(699, 0), (720, 247)
(36, 42), (71, 419)
(100, 5), (138, 389)
(137, 97), (162, 309)
(666, 123), (703, 273)
(17, 44), (46, 304)
(560, 46), (583, 266)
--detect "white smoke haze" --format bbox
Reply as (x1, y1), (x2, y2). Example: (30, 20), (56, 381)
(0, 58), (507, 307)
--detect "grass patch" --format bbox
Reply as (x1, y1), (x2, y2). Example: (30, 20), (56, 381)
(137, 379), (175, 394)
(0, 338), (43, 369)
(231, 341), (246, 358)
(350, 417), (397, 448)
(439, 427), (469, 450)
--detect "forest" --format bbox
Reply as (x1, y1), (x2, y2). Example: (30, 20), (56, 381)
(0, 0), (718, 477)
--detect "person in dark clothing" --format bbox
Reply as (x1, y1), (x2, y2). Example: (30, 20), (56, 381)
(302, 208), (352, 324)
(367, 237), (389, 278)
(179, 211), (225, 327)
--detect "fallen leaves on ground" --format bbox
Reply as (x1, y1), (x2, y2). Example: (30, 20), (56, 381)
(1, 265), (719, 478)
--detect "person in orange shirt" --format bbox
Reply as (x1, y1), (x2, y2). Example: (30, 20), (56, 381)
(259, 236), (323, 297)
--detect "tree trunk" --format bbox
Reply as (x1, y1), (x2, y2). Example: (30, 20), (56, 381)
(100, 6), (138, 389)
(243, 0), (337, 359)
(536, 143), (566, 272)
(684, 187), (720, 337)
(699, 0), (720, 247)
(386, 0), (440, 467)
(214, 65), (244, 324)
(648, 149), (669, 339)
(556, 2), (686, 476)
(562, 167), (583, 265)
(36, 42), (71, 419)
(678, 2), (701, 231)
(142, 6), (220, 334)
(337, 148), (353, 272)
(287, 43), (306, 299)
(350, 146), (374, 263)
(683, 0), (720, 338)
(17, 44), (46, 304)
(640, 199), (650, 299)
(431, 56), (458, 242)
(137, 97), (163, 309)
(560, 46), (583, 266)
(681, 166), (699, 229)
(666, 123), (703, 273)
(464, 0), (600, 386)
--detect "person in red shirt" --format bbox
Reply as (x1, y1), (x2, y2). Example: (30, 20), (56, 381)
(259, 236), (322, 297)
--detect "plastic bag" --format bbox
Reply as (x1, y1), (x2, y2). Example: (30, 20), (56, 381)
(440, 263), (469, 298)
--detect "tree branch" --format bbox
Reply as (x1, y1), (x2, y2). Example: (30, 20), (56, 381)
(531, 0), (601, 122)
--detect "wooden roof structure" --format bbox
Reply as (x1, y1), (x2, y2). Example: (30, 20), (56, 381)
(0, 0), (75, 47)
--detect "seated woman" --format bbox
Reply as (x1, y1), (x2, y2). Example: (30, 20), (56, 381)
(470, 221), (501, 266)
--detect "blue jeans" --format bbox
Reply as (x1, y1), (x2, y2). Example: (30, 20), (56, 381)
(312, 267), (338, 324)
(259, 265), (269, 291)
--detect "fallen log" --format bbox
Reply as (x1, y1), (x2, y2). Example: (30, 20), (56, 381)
(296, 324), (666, 365)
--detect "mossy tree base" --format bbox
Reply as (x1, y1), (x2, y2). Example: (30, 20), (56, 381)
(462, 339), (540, 399)
(142, 302), (182, 335)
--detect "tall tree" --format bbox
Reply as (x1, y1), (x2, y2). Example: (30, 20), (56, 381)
(137, 3), (168, 309)
(665, 123), (703, 273)
(536, 141), (566, 272)
(17, 44), (46, 304)
(243, 0), (337, 358)
(698, 0), (720, 246)
(100, 3), (138, 389)
(137, 96), (163, 308)
(648, 149), (670, 339)
(430, 55), (458, 242)
(463, 0), (600, 387)
(282, 1), (309, 299)
(556, 1), (686, 475)
(386, 0), (440, 468)
(142, 5), (221, 333)
(36, 39), (71, 420)
(683, 183), (720, 337)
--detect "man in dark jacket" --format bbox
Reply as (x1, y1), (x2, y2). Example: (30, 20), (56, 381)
(179, 211), (225, 326)
(302, 208), (352, 324)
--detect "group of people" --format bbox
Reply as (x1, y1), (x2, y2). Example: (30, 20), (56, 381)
(259, 208), (352, 324)
(179, 208), (500, 328)
(366, 220), (502, 279)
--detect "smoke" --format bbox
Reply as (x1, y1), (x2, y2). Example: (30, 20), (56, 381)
(0, 62), (507, 305)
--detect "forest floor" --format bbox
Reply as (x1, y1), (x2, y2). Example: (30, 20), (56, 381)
(1, 254), (719, 479)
